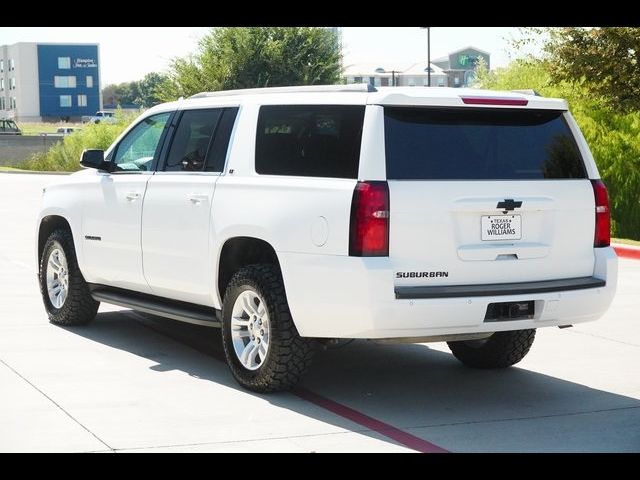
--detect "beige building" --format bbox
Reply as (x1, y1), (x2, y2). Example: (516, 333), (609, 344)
(344, 61), (447, 88)
(344, 46), (490, 89)
(0, 43), (41, 121)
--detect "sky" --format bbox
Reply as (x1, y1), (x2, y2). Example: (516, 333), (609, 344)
(0, 27), (525, 85)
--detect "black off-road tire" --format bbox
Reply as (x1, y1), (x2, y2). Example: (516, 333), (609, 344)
(221, 264), (315, 393)
(447, 329), (536, 369)
(39, 229), (99, 326)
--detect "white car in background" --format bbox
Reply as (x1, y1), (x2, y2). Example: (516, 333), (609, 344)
(88, 111), (116, 124)
(36, 84), (618, 393)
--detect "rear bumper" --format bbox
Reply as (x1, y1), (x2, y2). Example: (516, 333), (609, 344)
(395, 276), (605, 299)
(279, 247), (618, 339)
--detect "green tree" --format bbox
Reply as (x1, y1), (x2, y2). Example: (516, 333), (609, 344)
(537, 27), (640, 113)
(134, 72), (168, 108)
(102, 72), (168, 108)
(158, 27), (342, 100)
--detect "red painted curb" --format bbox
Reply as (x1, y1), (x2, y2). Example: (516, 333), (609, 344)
(294, 387), (449, 453)
(613, 245), (640, 260)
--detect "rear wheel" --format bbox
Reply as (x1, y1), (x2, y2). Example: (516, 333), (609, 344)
(221, 264), (315, 393)
(39, 229), (99, 326)
(447, 329), (536, 369)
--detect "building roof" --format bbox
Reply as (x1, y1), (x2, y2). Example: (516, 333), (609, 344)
(402, 61), (446, 76)
(343, 61), (445, 77)
(431, 55), (450, 64)
(446, 45), (491, 57)
(343, 62), (411, 76)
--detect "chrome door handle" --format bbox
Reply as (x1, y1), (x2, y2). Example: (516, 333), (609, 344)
(188, 194), (209, 205)
(125, 192), (141, 201)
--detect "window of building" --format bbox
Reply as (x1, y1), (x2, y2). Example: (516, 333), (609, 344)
(454, 77), (460, 86)
(10, 97), (16, 109)
(0, 97), (5, 110)
(58, 57), (71, 69)
(86, 76), (93, 88)
(164, 109), (222, 172)
(0, 60), (3, 72)
(78, 94), (87, 107)
(438, 78), (445, 87)
(0, 78), (4, 91)
(381, 77), (389, 87)
(59, 95), (72, 107)
(54, 76), (77, 88)
(255, 105), (365, 179)
(354, 76), (363, 83)
(113, 113), (171, 172)
(9, 78), (15, 90)
(9, 59), (15, 71)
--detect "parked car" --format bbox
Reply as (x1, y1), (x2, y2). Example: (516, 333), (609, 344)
(88, 111), (116, 124)
(56, 127), (77, 136)
(36, 84), (618, 393)
(0, 119), (22, 135)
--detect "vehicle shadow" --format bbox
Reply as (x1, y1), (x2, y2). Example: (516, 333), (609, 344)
(65, 309), (640, 452)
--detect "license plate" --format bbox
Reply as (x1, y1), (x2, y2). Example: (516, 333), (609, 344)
(481, 215), (521, 241)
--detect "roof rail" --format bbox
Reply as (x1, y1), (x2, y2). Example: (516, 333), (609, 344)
(511, 89), (542, 97)
(189, 83), (376, 99)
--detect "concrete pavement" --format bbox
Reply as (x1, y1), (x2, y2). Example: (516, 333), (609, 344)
(1, 173), (638, 452)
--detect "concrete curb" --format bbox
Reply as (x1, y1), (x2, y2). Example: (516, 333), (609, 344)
(613, 244), (640, 260)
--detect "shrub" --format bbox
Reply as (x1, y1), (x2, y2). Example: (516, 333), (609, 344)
(20, 110), (140, 172)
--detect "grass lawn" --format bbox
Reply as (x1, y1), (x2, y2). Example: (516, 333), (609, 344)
(18, 122), (84, 136)
(612, 237), (640, 247)
(0, 166), (27, 172)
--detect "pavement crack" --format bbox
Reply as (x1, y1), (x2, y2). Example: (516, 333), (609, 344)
(565, 328), (640, 348)
(403, 404), (640, 431)
(0, 357), (114, 452)
(112, 429), (377, 452)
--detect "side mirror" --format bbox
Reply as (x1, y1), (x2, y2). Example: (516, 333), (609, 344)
(80, 149), (111, 171)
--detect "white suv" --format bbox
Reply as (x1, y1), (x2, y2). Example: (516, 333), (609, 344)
(36, 84), (618, 392)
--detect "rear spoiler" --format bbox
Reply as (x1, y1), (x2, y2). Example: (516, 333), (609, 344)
(511, 89), (542, 97)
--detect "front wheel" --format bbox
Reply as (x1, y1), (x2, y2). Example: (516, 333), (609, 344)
(221, 264), (315, 393)
(39, 229), (99, 326)
(447, 329), (536, 369)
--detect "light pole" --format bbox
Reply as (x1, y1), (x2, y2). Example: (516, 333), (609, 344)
(420, 27), (431, 87)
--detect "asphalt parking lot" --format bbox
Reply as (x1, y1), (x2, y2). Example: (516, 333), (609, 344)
(1, 173), (639, 452)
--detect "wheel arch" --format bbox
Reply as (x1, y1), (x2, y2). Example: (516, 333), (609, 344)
(38, 215), (73, 264)
(216, 236), (281, 305)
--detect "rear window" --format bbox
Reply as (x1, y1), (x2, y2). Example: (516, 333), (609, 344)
(255, 105), (365, 179)
(384, 107), (587, 180)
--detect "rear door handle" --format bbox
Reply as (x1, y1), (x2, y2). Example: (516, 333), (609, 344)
(188, 194), (209, 205)
(125, 192), (141, 201)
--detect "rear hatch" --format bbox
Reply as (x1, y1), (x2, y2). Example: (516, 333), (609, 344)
(383, 104), (595, 289)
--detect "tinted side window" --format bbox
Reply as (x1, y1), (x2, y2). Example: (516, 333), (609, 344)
(113, 112), (171, 172)
(164, 109), (222, 172)
(205, 107), (239, 172)
(255, 105), (365, 179)
(384, 107), (587, 180)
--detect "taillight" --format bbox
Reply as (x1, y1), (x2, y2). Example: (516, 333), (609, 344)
(591, 179), (610, 248)
(349, 181), (390, 257)
(460, 96), (528, 106)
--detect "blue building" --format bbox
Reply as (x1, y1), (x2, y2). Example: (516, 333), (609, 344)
(0, 42), (101, 121)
